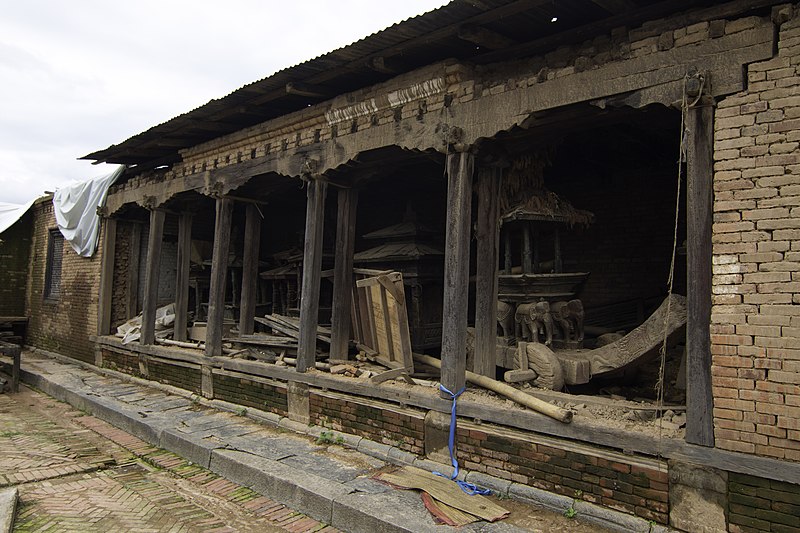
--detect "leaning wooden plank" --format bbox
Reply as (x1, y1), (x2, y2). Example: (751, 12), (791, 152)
(377, 466), (508, 522)
(413, 353), (572, 423)
(254, 316), (301, 340)
(273, 314), (332, 336)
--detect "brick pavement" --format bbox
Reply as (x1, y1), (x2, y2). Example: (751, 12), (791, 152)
(2, 387), (337, 532)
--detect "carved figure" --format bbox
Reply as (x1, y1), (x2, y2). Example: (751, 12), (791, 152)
(551, 299), (585, 342)
(515, 300), (553, 346)
(497, 300), (515, 340)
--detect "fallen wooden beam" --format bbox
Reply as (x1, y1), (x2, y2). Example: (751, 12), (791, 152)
(413, 352), (573, 423)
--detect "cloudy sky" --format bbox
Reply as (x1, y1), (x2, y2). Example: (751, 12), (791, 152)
(0, 0), (449, 204)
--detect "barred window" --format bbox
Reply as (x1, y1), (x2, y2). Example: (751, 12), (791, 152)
(44, 229), (64, 300)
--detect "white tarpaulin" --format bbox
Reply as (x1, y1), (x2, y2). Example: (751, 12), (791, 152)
(0, 199), (36, 236)
(53, 166), (123, 257)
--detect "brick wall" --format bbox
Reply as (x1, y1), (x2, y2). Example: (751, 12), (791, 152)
(0, 210), (32, 316)
(309, 392), (425, 455)
(25, 200), (103, 363)
(457, 423), (669, 524)
(213, 373), (288, 415)
(728, 472), (800, 532)
(711, 7), (800, 461)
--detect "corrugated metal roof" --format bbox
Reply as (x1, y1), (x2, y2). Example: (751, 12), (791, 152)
(83, 0), (737, 169)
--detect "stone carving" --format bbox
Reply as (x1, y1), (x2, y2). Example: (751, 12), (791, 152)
(551, 299), (585, 342)
(497, 300), (515, 340)
(515, 300), (553, 346)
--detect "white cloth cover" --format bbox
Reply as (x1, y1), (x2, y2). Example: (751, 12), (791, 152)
(52, 166), (123, 257)
(0, 199), (36, 235)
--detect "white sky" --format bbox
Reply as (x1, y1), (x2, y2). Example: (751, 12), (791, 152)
(0, 0), (450, 204)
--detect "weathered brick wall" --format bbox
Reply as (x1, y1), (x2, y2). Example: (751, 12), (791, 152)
(457, 424), (669, 524)
(213, 373), (288, 415)
(147, 359), (202, 394)
(728, 472), (800, 532)
(0, 211), (32, 316)
(25, 200), (103, 363)
(711, 7), (800, 461)
(310, 392), (425, 455)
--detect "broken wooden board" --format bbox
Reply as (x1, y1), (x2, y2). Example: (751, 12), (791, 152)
(376, 466), (508, 522)
(255, 314), (331, 344)
(353, 272), (413, 374)
(421, 491), (478, 527)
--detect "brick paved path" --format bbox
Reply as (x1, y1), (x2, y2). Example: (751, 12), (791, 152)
(1, 388), (337, 532)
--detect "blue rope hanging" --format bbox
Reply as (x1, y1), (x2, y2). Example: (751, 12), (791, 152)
(432, 384), (492, 496)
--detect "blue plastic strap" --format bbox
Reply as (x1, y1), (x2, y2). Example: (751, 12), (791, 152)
(432, 384), (491, 496)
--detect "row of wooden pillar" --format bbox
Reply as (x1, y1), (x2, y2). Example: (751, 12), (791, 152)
(96, 98), (713, 445)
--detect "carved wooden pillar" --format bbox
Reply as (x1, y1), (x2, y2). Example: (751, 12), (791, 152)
(330, 187), (359, 360)
(239, 204), (262, 336)
(205, 197), (234, 357)
(440, 149), (474, 398)
(474, 164), (502, 378)
(297, 177), (328, 372)
(140, 209), (165, 345)
(174, 212), (193, 342)
(97, 217), (116, 336)
(686, 93), (715, 447)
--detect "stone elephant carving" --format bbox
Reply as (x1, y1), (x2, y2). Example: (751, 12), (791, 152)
(551, 299), (585, 342)
(515, 300), (553, 346)
(497, 300), (515, 340)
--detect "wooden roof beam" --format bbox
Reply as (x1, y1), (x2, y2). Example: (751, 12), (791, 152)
(590, 0), (638, 14)
(285, 82), (331, 99)
(458, 24), (516, 50)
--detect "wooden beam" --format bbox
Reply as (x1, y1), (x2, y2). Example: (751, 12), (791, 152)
(205, 198), (234, 357)
(97, 217), (117, 336)
(126, 222), (142, 320)
(474, 166), (501, 378)
(239, 204), (262, 336)
(140, 209), (165, 345)
(285, 82), (331, 99)
(685, 94), (715, 447)
(174, 213), (193, 342)
(330, 187), (359, 360)
(590, 0), (638, 14)
(365, 56), (404, 75)
(458, 24), (515, 50)
(440, 151), (474, 398)
(297, 178), (328, 372)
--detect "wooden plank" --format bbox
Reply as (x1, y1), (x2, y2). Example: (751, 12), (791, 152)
(685, 95), (715, 447)
(205, 198), (234, 357)
(377, 466), (508, 522)
(330, 187), (358, 360)
(356, 272), (402, 288)
(97, 217), (117, 336)
(140, 209), (165, 345)
(126, 222), (142, 320)
(440, 150), (473, 398)
(239, 204), (262, 336)
(474, 165), (501, 378)
(297, 178), (327, 372)
(174, 212), (192, 342)
(371, 284), (393, 359)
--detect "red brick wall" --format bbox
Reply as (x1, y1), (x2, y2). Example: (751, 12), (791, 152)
(711, 8), (800, 461)
(0, 210), (32, 316)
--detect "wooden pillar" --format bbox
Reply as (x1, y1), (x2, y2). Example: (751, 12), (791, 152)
(474, 165), (501, 378)
(553, 227), (563, 273)
(239, 204), (262, 336)
(297, 178), (328, 372)
(205, 198), (234, 357)
(97, 217), (117, 336)
(140, 209), (165, 345)
(330, 187), (359, 360)
(126, 222), (142, 319)
(532, 227), (540, 274)
(686, 95), (715, 447)
(522, 223), (533, 273)
(440, 150), (474, 398)
(174, 213), (193, 342)
(503, 230), (512, 273)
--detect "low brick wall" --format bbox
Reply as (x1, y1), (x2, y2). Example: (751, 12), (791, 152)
(147, 359), (202, 395)
(213, 373), (288, 416)
(457, 424), (669, 524)
(101, 348), (140, 376)
(728, 472), (800, 532)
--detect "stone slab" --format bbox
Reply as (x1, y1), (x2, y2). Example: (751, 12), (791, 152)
(0, 487), (17, 533)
